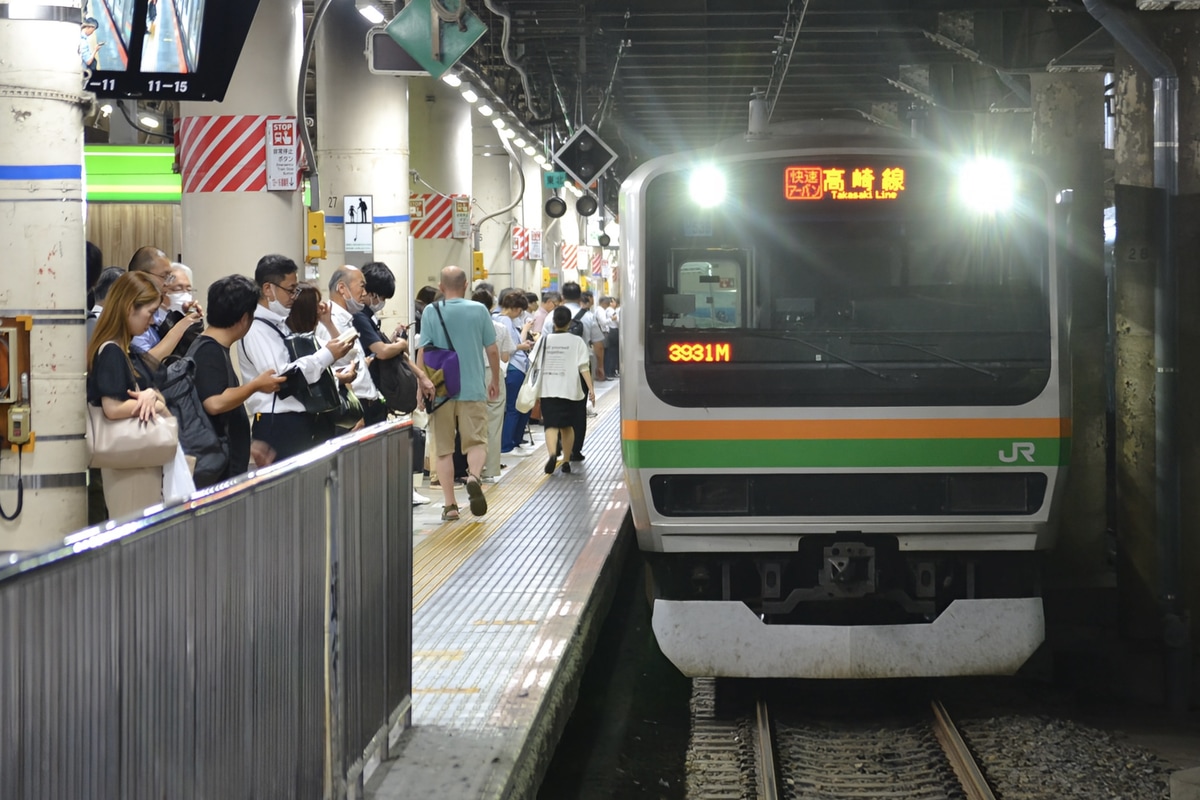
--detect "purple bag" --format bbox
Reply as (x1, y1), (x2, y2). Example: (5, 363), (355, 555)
(422, 345), (461, 399)
(422, 303), (462, 402)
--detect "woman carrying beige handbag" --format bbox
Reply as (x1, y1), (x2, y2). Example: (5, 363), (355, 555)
(86, 272), (188, 518)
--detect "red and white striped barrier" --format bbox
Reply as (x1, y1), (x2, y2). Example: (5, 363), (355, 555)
(511, 225), (529, 260)
(561, 243), (578, 273)
(176, 115), (302, 194)
(410, 192), (467, 239)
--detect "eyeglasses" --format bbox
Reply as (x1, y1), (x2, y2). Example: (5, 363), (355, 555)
(270, 282), (302, 299)
(151, 271), (176, 286)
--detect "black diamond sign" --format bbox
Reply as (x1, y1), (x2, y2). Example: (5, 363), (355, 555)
(553, 125), (617, 188)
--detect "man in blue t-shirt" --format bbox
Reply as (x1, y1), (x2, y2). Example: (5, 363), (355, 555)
(416, 266), (500, 520)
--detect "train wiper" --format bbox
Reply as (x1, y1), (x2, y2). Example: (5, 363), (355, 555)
(858, 335), (999, 379)
(751, 331), (889, 380)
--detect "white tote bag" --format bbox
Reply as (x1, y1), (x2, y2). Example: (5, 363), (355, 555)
(515, 338), (545, 414)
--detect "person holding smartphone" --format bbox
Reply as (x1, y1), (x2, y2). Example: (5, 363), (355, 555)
(238, 255), (353, 465)
(323, 266), (384, 426)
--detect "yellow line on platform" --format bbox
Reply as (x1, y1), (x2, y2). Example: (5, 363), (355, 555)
(411, 386), (620, 612)
(413, 650), (466, 660)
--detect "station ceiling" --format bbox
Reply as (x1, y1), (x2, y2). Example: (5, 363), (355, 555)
(462, 1), (1110, 177)
(316, 1), (1118, 188)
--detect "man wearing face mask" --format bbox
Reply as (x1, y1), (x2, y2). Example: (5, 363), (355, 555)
(238, 254), (355, 465)
(352, 262), (434, 408)
(154, 262), (205, 357)
(128, 245), (200, 363)
(322, 265), (383, 426)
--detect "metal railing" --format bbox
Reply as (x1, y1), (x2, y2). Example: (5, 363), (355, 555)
(0, 420), (413, 800)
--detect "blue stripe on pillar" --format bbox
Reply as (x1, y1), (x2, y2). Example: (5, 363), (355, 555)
(0, 165), (83, 180)
(327, 215), (411, 224)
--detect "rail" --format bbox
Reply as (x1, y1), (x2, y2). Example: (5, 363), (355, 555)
(0, 420), (414, 800)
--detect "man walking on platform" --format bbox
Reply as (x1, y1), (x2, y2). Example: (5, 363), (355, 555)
(416, 266), (500, 521)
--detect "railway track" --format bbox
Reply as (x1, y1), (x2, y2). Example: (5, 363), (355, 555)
(687, 679), (996, 800)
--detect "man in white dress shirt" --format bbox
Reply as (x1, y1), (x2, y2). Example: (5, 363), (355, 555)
(237, 254), (353, 465)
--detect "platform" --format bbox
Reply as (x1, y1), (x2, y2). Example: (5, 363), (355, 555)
(366, 378), (631, 800)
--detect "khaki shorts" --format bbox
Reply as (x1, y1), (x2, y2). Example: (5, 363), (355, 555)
(430, 399), (488, 457)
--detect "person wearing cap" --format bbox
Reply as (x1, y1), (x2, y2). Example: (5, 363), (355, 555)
(80, 18), (102, 71)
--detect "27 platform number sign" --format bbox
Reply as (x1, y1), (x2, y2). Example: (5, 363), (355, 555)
(344, 195), (373, 253)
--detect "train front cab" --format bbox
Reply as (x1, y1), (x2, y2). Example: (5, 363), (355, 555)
(619, 139), (1070, 679)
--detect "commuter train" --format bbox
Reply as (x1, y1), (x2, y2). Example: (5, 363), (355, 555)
(619, 120), (1070, 679)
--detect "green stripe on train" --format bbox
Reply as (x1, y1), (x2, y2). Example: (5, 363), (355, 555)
(622, 437), (1069, 469)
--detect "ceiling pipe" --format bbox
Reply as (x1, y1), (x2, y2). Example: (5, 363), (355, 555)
(298, 0), (336, 212)
(482, 0), (553, 124)
(1082, 0), (1186, 713)
(473, 133), (526, 250)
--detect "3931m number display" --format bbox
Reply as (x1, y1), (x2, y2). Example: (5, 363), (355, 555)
(667, 342), (731, 363)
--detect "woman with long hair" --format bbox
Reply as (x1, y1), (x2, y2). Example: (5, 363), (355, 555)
(86, 271), (178, 516)
(535, 305), (595, 475)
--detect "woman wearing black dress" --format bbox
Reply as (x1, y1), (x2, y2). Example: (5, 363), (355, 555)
(86, 272), (172, 516)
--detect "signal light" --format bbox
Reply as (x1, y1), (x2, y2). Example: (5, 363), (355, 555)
(553, 125), (618, 189)
(545, 196), (567, 218)
(576, 194), (598, 216)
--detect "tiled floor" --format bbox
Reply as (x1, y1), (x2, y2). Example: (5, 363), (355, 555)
(366, 377), (628, 799)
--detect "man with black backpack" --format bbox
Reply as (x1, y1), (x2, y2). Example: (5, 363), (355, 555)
(238, 255), (354, 465)
(188, 275), (286, 487)
(540, 281), (604, 462)
(351, 261), (433, 418)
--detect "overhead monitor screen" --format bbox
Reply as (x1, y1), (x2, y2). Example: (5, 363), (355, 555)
(84, 0), (257, 100)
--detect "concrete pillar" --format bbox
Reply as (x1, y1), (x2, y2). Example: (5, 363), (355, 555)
(0, 2), (89, 548)
(315, 2), (410, 316)
(473, 122), (515, 289)
(1028, 73), (1109, 586)
(1111, 15), (1200, 697)
(409, 77), (472, 291)
(518, 157), (546, 292)
(179, 0), (304, 293)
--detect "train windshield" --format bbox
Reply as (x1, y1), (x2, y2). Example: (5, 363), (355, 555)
(640, 154), (1054, 407)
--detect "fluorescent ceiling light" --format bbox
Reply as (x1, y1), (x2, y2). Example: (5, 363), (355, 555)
(441, 73), (462, 88)
(460, 85), (478, 103)
(513, 137), (527, 147)
(492, 118), (506, 129)
(523, 145), (536, 156)
(139, 115), (160, 129)
(477, 104), (494, 117)
(99, 103), (113, 116)
(357, 4), (385, 24)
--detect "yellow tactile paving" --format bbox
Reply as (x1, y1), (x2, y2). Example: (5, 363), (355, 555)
(412, 650), (466, 660)
(412, 387), (621, 612)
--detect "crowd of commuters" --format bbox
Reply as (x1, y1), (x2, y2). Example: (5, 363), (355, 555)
(84, 243), (619, 523)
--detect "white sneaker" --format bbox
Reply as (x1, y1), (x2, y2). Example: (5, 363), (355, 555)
(412, 490), (431, 506)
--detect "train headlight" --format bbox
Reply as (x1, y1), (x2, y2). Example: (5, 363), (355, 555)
(958, 158), (1015, 213)
(689, 165), (726, 208)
